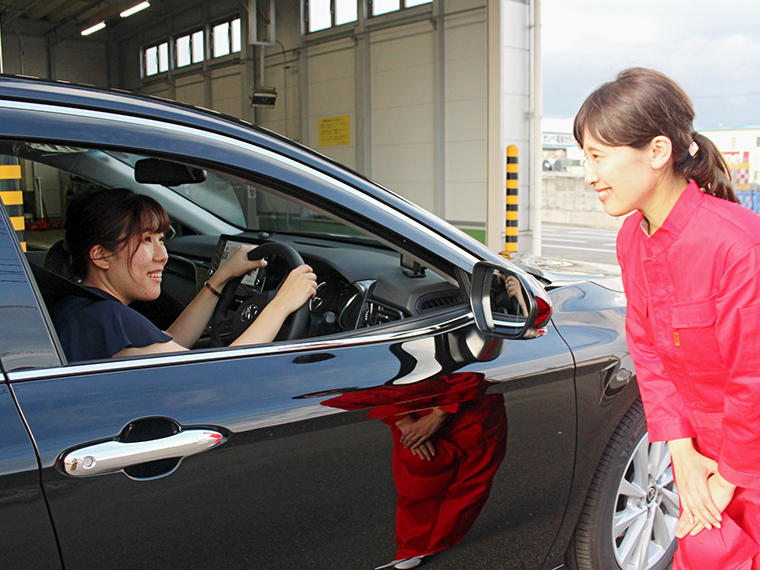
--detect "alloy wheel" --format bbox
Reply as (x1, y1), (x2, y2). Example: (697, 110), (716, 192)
(612, 435), (679, 570)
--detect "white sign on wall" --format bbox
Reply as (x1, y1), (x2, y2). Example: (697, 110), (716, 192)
(543, 132), (576, 147)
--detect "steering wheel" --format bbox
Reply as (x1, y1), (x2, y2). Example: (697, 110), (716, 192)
(209, 242), (310, 347)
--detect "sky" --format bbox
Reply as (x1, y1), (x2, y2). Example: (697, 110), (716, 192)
(541, 0), (760, 133)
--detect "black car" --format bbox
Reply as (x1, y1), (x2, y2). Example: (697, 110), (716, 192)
(0, 75), (677, 570)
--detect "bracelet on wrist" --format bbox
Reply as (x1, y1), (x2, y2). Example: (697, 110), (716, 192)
(204, 280), (222, 297)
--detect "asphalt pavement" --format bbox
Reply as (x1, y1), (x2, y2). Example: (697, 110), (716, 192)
(540, 223), (619, 268)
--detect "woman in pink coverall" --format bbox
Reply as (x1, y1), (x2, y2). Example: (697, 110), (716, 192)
(575, 68), (760, 570)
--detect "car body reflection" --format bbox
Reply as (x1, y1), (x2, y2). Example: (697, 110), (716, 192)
(296, 333), (508, 566)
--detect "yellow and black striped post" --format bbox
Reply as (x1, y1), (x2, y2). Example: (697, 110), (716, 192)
(502, 145), (519, 255)
(0, 159), (25, 251)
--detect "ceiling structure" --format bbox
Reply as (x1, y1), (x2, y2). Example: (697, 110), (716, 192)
(1, 1), (157, 40)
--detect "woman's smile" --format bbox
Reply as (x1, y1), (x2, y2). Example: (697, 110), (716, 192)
(95, 232), (168, 304)
(596, 187), (612, 201)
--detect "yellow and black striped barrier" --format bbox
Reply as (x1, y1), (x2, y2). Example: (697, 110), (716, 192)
(502, 145), (518, 255)
(0, 162), (25, 251)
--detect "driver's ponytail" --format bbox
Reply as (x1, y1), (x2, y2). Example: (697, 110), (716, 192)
(44, 188), (169, 281)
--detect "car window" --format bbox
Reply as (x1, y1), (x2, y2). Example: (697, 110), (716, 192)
(2, 140), (465, 367)
(168, 170), (247, 228)
(0, 141), (384, 242)
(111, 151), (368, 239)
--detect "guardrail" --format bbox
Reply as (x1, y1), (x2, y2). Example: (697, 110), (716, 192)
(737, 192), (760, 214)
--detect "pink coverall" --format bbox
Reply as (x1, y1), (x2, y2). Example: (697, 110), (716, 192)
(322, 373), (507, 560)
(618, 180), (760, 569)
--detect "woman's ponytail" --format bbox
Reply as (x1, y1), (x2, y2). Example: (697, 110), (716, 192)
(681, 132), (737, 203)
(44, 240), (78, 280)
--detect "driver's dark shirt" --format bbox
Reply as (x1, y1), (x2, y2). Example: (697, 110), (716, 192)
(50, 287), (172, 363)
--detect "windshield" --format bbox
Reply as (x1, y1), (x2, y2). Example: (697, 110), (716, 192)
(111, 152), (366, 239)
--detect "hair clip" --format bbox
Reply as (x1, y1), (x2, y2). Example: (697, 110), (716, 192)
(688, 141), (699, 157)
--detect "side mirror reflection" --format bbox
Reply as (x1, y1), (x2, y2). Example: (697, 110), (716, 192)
(470, 262), (546, 339)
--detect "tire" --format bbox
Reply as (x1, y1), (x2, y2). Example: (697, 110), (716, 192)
(567, 400), (679, 570)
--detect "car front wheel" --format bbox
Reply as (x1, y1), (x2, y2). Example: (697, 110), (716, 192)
(567, 399), (679, 570)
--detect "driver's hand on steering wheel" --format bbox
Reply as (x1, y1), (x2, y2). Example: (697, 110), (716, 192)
(215, 245), (267, 286)
(270, 265), (318, 315)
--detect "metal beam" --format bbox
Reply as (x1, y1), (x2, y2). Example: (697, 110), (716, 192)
(27, 0), (71, 21)
(432, 0), (444, 218)
(530, 0), (542, 255)
(485, 0), (503, 251)
(1, 0), (46, 25)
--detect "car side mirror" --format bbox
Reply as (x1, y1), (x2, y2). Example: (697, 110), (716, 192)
(134, 158), (207, 186)
(470, 262), (550, 339)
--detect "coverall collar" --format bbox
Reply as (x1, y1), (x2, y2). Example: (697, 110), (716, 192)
(639, 180), (703, 256)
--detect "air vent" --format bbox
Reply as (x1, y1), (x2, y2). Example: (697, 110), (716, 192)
(362, 301), (405, 326)
(374, 303), (404, 323)
(418, 293), (463, 313)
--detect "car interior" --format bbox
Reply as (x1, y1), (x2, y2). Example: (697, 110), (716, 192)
(4, 141), (469, 358)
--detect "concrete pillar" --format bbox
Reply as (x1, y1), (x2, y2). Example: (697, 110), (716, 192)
(485, 0), (504, 251)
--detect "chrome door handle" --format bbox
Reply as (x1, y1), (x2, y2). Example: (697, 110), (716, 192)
(62, 429), (224, 477)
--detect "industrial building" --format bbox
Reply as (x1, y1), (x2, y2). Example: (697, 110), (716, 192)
(0, 0), (543, 253)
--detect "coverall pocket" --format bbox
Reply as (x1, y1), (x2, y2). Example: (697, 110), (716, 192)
(672, 295), (726, 375)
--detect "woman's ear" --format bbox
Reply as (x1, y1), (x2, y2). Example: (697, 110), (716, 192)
(650, 136), (673, 170)
(89, 244), (111, 270)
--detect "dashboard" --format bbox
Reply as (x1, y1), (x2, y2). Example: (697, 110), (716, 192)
(167, 233), (466, 342)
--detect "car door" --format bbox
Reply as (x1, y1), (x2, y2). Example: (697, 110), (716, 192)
(0, 209), (64, 570)
(0, 95), (578, 570)
(7, 300), (575, 570)
(7, 311), (575, 570)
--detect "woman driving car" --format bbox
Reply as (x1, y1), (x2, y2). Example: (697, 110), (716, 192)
(45, 187), (317, 362)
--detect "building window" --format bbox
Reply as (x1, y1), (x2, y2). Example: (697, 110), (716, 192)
(756, 136), (760, 148)
(176, 30), (204, 68)
(212, 18), (242, 58)
(144, 41), (169, 76)
(176, 35), (191, 67)
(306, 0), (358, 33)
(142, 18), (237, 78)
(731, 137), (738, 149)
(371, 0), (431, 17)
(192, 30), (205, 62)
(336, 0), (358, 25)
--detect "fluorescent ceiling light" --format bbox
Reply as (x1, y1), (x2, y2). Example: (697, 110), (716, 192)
(81, 21), (106, 36)
(121, 2), (150, 18)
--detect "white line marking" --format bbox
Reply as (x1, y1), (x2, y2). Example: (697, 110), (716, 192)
(542, 244), (617, 253)
(542, 237), (587, 243)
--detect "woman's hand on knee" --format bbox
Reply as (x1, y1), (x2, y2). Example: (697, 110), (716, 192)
(677, 471), (737, 537)
(670, 438), (723, 537)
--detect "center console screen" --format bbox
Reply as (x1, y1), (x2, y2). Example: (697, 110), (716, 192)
(209, 235), (262, 290)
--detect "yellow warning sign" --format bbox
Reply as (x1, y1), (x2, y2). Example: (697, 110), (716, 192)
(319, 115), (350, 147)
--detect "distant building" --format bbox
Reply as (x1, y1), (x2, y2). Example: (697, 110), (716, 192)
(701, 127), (760, 190)
(542, 131), (583, 174)
(701, 127), (760, 214)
